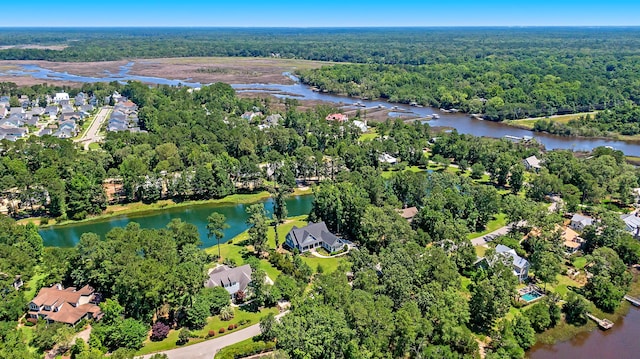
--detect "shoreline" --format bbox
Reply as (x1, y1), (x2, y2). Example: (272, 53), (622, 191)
(21, 188), (312, 229)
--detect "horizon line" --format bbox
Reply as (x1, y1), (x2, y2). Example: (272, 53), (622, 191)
(2, 25), (640, 29)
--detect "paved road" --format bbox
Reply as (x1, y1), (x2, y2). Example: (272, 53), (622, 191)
(470, 224), (513, 246)
(74, 107), (111, 150)
(139, 312), (287, 359)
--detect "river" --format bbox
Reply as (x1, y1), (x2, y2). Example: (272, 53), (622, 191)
(2, 63), (640, 155)
(527, 306), (640, 359)
(39, 194), (313, 248)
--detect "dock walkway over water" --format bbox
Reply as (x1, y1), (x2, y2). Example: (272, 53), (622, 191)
(586, 313), (614, 330)
(624, 295), (640, 307)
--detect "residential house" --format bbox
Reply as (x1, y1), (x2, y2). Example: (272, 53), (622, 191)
(10, 107), (25, 116)
(74, 93), (87, 106)
(241, 111), (262, 121)
(523, 155), (542, 171)
(28, 107), (45, 119)
(205, 264), (253, 302)
(258, 114), (282, 130)
(54, 121), (78, 139)
(621, 213), (640, 238)
(352, 120), (368, 133)
(398, 207), (419, 223)
(60, 112), (83, 122)
(285, 221), (344, 253)
(61, 104), (74, 113)
(45, 106), (60, 117)
(495, 244), (530, 282)
(1, 117), (24, 128)
(562, 226), (584, 254)
(53, 92), (69, 104)
(79, 104), (94, 115)
(379, 153), (398, 165)
(115, 100), (138, 115)
(28, 284), (102, 325)
(0, 125), (28, 141)
(570, 214), (594, 232)
(325, 113), (348, 123)
(0, 107), (7, 119)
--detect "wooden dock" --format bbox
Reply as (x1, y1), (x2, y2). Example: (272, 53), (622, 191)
(586, 313), (614, 330)
(624, 294), (640, 306)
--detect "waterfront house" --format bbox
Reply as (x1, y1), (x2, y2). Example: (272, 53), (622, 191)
(523, 155), (542, 171)
(325, 113), (348, 123)
(28, 284), (102, 325)
(570, 214), (595, 232)
(285, 221), (343, 253)
(205, 264), (252, 302)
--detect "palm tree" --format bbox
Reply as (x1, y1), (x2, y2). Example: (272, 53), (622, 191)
(207, 212), (229, 260)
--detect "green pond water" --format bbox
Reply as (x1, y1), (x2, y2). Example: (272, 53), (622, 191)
(39, 194), (314, 248)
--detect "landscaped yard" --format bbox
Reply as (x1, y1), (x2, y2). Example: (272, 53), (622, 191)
(136, 307), (278, 356)
(358, 129), (378, 141)
(300, 255), (346, 274)
(467, 213), (507, 239)
(505, 111), (597, 130)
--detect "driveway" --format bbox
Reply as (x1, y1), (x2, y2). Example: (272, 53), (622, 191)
(470, 224), (512, 246)
(138, 312), (287, 359)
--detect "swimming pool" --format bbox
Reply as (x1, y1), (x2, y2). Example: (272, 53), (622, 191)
(521, 291), (544, 302)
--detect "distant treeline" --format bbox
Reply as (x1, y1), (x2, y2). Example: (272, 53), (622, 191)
(1, 27), (640, 65)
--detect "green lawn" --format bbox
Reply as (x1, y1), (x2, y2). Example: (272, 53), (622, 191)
(572, 257), (587, 270)
(300, 255), (346, 274)
(547, 273), (583, 297)
(88, 142), (101, 150)
(24, 270), (45, 301)
(506, 112), (597, 130)
(381, 165), (425, 179)
(358, 129), (378, 141)
(137, 307), (278, 356)
(467, 213), (507, 239)
(474, 245), (487, 258)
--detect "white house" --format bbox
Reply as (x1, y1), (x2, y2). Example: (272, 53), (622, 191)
(523, 155), (542, 171)
(570, 214), (594, 232)
(53, 92), (70, 104)
(378, 153), (398, 165)
(495, 244), (529, 282)
(621, 213), (640, 238)
(205, 264), (252, 302)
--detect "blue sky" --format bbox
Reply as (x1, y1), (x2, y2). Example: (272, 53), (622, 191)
(2, 1), (640, 27)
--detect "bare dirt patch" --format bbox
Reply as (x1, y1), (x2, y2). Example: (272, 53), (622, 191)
(0, 45), (68, 51)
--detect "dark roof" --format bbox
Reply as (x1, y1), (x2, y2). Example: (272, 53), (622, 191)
(205, 264), (252, 295)
(288, 221), (340, 248)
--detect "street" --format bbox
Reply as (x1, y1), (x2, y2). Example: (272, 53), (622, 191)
(74, 106), (111, 150)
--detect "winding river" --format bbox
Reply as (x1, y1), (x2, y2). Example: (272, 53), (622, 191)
(3, 62), (640, 155)
(39, 194), (313, 248)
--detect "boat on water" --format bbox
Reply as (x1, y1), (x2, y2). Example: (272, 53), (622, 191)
(431, 113), (440, 119)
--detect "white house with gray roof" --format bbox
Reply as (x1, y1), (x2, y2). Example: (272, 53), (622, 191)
(621, 213), (640, 238)
(205, 264), (253, 302)
(523, 155), (542, 171)
(570, 214), (595, 232)
(495, 244), (529, 282)
(285, 221), (343, 253)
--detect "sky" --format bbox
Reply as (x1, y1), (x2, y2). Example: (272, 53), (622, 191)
(2, 0), (640, 27)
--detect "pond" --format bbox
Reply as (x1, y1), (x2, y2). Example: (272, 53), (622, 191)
(39, 194), (314, 248)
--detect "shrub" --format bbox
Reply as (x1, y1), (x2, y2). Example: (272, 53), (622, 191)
(238, 319), (248, 325)
(228, 324), (234, 331)
(220, 306), (235, 321)
(215, 340), (276, 359)
(219, 327), (226, 334)
(208, 330), (216, 337)
(177, 328), (190, 345)
(151, 322), (170, 341)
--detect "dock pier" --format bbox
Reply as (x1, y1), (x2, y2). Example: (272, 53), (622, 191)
(586, 313), (614, 330)
(624, 294), (640, 306)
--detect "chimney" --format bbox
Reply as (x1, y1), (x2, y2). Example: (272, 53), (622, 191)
(56, 283), (62, 290)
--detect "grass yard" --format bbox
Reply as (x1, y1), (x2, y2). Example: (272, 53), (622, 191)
(381, 165), (426, 179)
(505, 111), (597, 130)
(137, 307), (278, 356)
(300, 255), (346, 274)
(474, 245), (487, 258)
(358, 129), (378, 141)
(547, 273), (583, 297)
(572, 256), (588, 270)
(467, 213), (507, 240)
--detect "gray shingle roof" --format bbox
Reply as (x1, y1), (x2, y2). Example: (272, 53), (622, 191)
(205, 264), (252, 295)
(288, 221), (340, 248)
